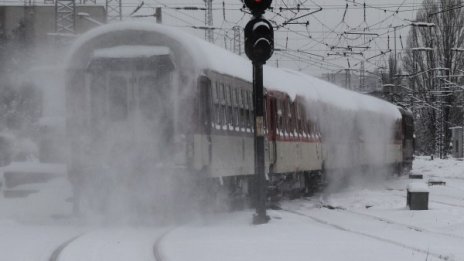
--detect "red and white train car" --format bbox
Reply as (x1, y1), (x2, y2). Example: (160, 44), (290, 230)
(65, 22), (413, 209)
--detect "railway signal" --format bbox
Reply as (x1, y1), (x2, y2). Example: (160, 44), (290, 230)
(244, 18), (274, 64)
(243, 0), (273, 225)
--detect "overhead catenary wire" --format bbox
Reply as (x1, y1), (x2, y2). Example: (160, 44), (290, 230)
(131, 0), (423, 77)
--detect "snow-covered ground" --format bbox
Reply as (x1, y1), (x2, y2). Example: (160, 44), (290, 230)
(1, 157), (464, 261)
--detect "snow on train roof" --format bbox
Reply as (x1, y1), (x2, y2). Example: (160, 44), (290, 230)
(93, 45), (170, 58)
(68, 21), (400, 119)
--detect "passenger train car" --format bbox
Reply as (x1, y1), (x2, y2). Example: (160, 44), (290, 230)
(65, 22), (414, 210)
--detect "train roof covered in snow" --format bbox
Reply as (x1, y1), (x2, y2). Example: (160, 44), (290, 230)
(66, 21), (400, 120)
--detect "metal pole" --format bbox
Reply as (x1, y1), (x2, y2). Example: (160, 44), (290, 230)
(204, 0), (214, 43)
(155, 7), (162, 23)
(394, 27), (397, 72)
(252, 62), (269, 225)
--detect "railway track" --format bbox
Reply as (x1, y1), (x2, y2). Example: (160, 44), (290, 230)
(49, 235), (83, 261)
(280, 207), (452, 260)
(323, 204), (464, 241)
(49, 228), (175, 261)
(429, 175), (464, 181)
(153, 228), (177, 261)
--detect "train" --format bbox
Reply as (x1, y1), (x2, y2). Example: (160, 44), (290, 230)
(65, 22), (414, 213)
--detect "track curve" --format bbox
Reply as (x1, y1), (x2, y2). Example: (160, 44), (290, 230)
(48, 228), (176, 261)
(153, 228), (176, 261)
(49, 235), (83, 261)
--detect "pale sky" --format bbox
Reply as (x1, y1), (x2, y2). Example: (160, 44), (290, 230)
(1, 0), (423, 76)
(121, 0), (421, 77)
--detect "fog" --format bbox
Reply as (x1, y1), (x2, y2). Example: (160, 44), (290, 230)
(0, 22), (401, 227)
(64, 45), (210, 226)
(301, 83), (400, 194)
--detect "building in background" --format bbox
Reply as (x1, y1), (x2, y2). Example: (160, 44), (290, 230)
(0, 4), (105, 163)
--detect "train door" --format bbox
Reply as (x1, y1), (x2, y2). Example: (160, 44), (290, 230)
(132, 71), (174, 163)
(103, 70), (137, 171)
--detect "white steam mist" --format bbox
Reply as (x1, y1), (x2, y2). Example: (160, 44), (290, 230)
(1, 21), (402, 225)
(303, 93), (399, 194)
(63, 28), (219, 225)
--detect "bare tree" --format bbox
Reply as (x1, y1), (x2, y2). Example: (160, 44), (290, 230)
(402, 0), (464, 156)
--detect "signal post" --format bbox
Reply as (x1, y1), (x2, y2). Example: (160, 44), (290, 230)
(242, 0), (274, 225)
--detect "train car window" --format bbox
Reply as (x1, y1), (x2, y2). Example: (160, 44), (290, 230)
(220, 83), (227, 130)
(208, 83), (215, 128)
(229, 86), (235, 130)
(248, 91), (254, 131)
(309, 121), (314, 138)
(302, 110), (309, 138)
(297, 104), (304, 137)
(240, 89), (247, 131)
(277, 100), (283, 137)
(225, 85), (233, 130)
(286, 101), (291, 136)
(242, 89), (248, 109)
(214, 82), (222, 128)
(237, 88), (242, 107)
(223, 84), (229, 129)
(279, 99), (284, 137)
(233, 88), (239, 130)
(206, 81), (214, 128)
(239, 89), (246, 131)
(296, 104), (301, 138)
(231, 86), (236, 106)
(294, 103), (299, 137)
(212, 82), (218, 102)
(294, 104), (298, 137)
(287, 101), (293, 137)
(248, 91), (254, 108)
(217, 83), (223, 103)
(263, 100), (267, 134)
(108, 76), (128, 121)
(225, 84), (231, 106)
(217, 82), (224, 130)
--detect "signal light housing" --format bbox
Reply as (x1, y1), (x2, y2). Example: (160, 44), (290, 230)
(245, 18), (274, 64)
(243, 0), (272, 16)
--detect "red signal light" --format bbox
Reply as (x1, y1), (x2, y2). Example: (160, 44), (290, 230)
(243, 0), (272, 16)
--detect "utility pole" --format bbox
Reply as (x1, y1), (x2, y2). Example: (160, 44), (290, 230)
(204, 0), (214, 43)
(360, 61), (365, 91)
(233, 25), (241, 55)
(243, 0), (274, 225)
(394, 27), (397, 74)
(155, 7), (162, 24)
(345, 69), (351, 90)
(432, 68), (449, 159)
(411, 26), (417, 114)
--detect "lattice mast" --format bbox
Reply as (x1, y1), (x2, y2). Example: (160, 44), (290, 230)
(204, 0), (214, 43)
(433, 68), (446, 159)
(233, 25), (241, 55)
(359, 61), (365, 91)
(55, 0), (76, 35)
(106, 0), (122, 22)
